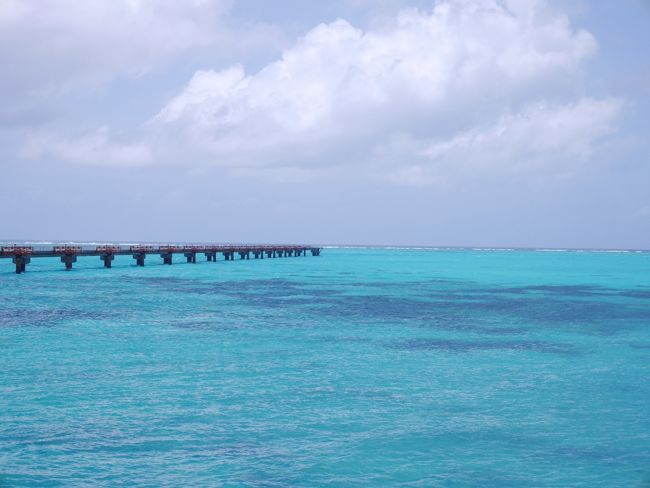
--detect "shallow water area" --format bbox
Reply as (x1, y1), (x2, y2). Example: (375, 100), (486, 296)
(1, 248), (649, 486)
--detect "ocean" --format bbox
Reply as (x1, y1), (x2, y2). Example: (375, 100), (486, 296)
(1, 247), (649, 486)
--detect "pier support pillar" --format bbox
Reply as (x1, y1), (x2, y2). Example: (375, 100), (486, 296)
(185, 253), (196, 264)
(12, 256), (30, 274)
(310, 248), (321, 256)
(132, 253), (146, 267)
(100, 254), (115, 268)
(61, 255), (77, 270)
(13, 257), (21, 274)
(160, 253), (173, 265)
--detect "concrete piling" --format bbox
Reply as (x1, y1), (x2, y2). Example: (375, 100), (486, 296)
(61, 255), (77, 270)
(100, 254), (115, 268)
(12, 256), (29, 274)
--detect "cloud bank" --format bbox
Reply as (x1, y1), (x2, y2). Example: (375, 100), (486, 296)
(0, 0), (266, 123)
(22, 0), (624, 186)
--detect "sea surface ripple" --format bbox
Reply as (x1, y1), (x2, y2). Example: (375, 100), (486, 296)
(1, 248), (649, 486)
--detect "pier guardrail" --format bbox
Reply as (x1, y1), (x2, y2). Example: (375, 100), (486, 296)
(1, 246), (33, 256)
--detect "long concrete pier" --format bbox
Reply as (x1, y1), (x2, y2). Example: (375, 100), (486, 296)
(0, 244), (322, 274)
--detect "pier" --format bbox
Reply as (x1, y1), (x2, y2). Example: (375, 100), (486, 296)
(0, 244), (322, 274)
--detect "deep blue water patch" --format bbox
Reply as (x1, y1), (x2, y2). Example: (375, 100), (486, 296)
(0, 308), (109, 328)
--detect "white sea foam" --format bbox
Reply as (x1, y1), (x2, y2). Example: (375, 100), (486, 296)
(472, 248), (516, 251)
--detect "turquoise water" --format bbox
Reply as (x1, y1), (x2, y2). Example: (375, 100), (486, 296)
(1, 248), (649, 486)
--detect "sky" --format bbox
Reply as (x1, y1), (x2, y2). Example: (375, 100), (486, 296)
(1, 0), (649, 248)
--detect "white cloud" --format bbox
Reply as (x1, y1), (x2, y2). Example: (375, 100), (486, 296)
(0, 0), (280, 122)
(25, 0), (623, 187)
(25, 127), (153, 167)
(418, 97), (622, 171)
(1, 1), (222, 81)
(145, 0), (612, 184)
(372, 97), (623, 187)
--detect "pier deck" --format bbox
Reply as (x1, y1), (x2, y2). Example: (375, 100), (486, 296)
(0, 244), (322, 274)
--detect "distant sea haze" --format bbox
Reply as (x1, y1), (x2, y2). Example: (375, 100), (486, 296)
(3, 240), (648, 253)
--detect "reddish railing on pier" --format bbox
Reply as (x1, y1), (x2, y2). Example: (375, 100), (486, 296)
(159, 246), (183, 253)
(53, 246), (82, 255)
(183, 246), (205, 252)
(1, 246), (33, 256)
(130, 246), (155, 253)
(96, 246), (121, 253)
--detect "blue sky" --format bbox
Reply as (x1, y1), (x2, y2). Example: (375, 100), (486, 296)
(1, 0), (648, 248)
